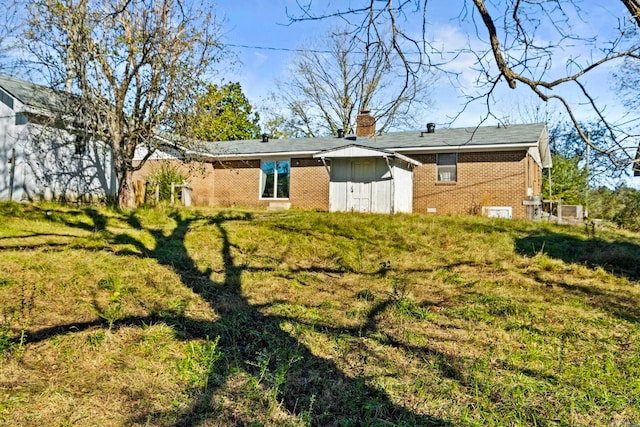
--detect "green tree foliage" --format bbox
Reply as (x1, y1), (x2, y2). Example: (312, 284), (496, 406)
(549, 121), (627, 184)
(589, 185), (640, 232)
(543, 153), (588, 205)
(185, 82), (261, 141)
(612, 187), (640, 232)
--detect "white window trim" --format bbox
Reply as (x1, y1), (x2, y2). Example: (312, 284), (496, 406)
(259, 158), (291, 200)
(436, 153), (457, 183)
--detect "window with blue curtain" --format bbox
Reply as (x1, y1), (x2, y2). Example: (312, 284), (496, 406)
(261, 160), (290, 198)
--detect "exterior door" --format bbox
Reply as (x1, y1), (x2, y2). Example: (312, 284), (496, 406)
(349, 161), (374, 212)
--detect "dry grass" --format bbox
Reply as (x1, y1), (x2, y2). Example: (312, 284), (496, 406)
(0, 202), (639, 426)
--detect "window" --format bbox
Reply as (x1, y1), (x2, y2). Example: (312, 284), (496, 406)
(437, 153), (457, 182)
(260, 160), (290, 199)
(14, 113), (28, 125)
(0, 88), (13, 109)
(74, 135), (88, 157)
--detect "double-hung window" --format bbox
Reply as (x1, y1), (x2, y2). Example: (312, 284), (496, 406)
(436, 153), (457, 182)
(260, 160), (290, 199)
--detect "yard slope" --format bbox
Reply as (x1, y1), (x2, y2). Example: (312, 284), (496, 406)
(0, 203), (639, 426)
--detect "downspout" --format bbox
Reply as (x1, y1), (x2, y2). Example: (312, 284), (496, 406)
(384, 156), (395, 214)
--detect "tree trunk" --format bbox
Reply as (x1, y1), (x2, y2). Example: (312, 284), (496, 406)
(117, 168), (135, 209)
(113, 141), (135, 209)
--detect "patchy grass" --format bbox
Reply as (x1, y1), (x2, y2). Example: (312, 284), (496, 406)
(0, 202), (639, 426)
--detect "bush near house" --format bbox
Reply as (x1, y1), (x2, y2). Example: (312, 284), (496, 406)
(144, 162), (188, 203)
(0, 203), (639, 426)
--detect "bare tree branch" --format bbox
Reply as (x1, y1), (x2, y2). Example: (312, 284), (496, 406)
(269, 25), (434, 137)
(24, 0), (224, 207)
(289, 0), (640, 174)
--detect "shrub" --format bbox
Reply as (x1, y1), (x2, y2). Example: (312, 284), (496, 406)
(145, 162), (188, 202)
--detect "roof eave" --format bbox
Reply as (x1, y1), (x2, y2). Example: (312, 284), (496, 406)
(392, 142), (540, 154)
(187, 150), (320, 161)
(313, 144), (422, 166)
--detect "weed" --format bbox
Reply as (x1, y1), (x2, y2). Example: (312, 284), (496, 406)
(0, 319), (14, 356)
(94, 290), (124, 331)
(390, 274), (410, 300)
(298, 394), (316, 425)
(86, 330), (106, 349)
(144, 162), (188, 203)
(177, 337), (221, 389)
(355, 289), (375, 302)
(97, 276), (121, 292)
(395, 297), (436, 321)
(247, 349), (303, 400)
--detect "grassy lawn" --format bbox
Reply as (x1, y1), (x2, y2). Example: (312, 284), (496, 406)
(0, 202), (639, 426)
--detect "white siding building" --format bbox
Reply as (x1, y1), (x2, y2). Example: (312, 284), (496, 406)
(0, 74), (116, 202)
(313, 145), (421, 214)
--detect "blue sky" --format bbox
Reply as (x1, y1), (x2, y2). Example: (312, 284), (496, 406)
(216, 1), (633, 131)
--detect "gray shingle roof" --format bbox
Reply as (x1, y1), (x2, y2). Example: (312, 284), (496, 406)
(195, 123), (547, 158)
(0, 74), (70, 112)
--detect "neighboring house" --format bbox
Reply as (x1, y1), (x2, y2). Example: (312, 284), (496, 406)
(134, 111), (552, 219)
(0, 74), (116, 202)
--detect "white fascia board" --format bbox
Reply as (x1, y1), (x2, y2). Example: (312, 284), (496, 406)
(528, 146), (543, 167)
(313, 144), (422, 166)
(313, 144), (383, 158)
(393, 152), (422, 166)
(194, 150), (319, 161)
(391, 142), (538, 154)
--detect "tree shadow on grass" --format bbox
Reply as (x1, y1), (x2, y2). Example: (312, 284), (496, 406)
(20, 208), (453, 426)
(516, 230), (640, 281)
(147, 212), (452, 425)
(515, 230), (640, 323)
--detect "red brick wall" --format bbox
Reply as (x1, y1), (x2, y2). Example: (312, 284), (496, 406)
(290, 158), (330, 210)
(134, 158), (330, 209)
(411, 150), (538, 219)
(135, 150), (541, 218)
(211, 160), (264, 207)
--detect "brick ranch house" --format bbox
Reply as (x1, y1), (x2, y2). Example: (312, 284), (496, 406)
(134, 112), (551, 219)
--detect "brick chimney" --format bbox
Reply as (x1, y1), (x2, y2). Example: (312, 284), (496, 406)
(356, 109), (376, 137)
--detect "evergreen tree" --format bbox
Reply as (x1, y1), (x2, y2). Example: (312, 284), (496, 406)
(185, 82), (261, 141)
